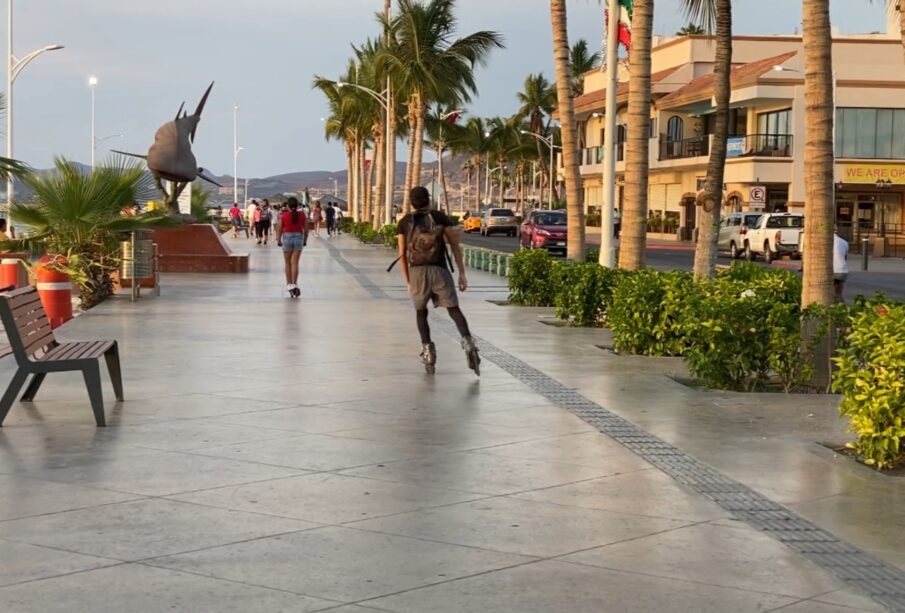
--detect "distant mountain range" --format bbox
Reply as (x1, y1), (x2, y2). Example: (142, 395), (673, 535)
(6, 157), (477, 204)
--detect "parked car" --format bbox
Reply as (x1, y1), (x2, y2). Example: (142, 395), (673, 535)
(480, 208), (518, 237)
(519, 210), (568, 253)
(462, 211), (483, 233)
(717, 212), (762, 259)
(745, 212), (804, 262)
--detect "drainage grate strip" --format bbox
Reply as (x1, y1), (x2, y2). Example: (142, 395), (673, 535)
(431, 316), (905, 612)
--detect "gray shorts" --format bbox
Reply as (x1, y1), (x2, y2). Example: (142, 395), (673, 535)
(409, 265), (458, 310)
(282, 232), (305, 252)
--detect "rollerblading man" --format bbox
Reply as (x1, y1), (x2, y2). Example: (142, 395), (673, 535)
(394, 186), (480, 375)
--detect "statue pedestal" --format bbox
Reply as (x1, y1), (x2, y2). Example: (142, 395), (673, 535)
(152, 225), (249, 273)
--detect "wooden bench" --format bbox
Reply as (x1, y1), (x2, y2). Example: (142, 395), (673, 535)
(0, 286), (123, 426)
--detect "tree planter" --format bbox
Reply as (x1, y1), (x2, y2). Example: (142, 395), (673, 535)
(36, 255), (73, 329)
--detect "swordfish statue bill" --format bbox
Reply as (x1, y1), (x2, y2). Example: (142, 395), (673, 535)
(114, 81), (221, 187)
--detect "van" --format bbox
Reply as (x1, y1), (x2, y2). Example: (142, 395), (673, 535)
(717, 212), (763, 259)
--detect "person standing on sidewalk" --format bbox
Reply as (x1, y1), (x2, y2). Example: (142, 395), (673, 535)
(834, 228), (850, 303)
(228, 202), (247, 238)
(276, 197), (307, 298)
(311, 202), (323, 237)
(260, 200), (273, 245)
(245, 200), (258, 241)
(325, 201), (336, 237)
(395, 186), (480, 375)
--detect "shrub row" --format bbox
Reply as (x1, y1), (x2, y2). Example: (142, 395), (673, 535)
(507, 247), (905, 469)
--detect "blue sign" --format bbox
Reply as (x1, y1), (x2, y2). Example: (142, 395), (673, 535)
(726, 137), (746, 158)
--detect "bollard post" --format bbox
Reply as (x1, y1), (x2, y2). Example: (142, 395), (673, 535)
(862, 238), (869, 271)
(502, 255), (509, 277)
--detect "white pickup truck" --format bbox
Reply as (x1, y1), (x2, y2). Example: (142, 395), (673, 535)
(744, 212), (804, 263)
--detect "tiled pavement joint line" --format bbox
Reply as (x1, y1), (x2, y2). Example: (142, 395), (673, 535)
(429, 316), (905, 613)
(321, 240), (390, 299)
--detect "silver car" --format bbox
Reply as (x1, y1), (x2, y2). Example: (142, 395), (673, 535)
(717, 212), (762, 259)
(480, 208), (518, 237)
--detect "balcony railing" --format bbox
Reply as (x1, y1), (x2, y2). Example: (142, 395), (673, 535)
(727, 134), (793, 158)
(581, 144), (624, 166)
(659, 136), (709, 160)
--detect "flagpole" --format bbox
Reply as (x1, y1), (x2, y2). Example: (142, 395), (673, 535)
(599, 0), (621, 268)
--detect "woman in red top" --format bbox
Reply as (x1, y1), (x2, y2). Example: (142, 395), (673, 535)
(276, 197), (307, 298)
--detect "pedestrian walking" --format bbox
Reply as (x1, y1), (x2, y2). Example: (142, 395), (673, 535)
(272, 200), (285, 242)
(261, 200), (273, 245)
(253, 202), (265, 245)
(325, 201), (336, 237)
(276, 196), (307, 298)
(228, 202), (248, 238)
(393, 186), (480, 375)
(311, 202), (323, 237)
(245, 200), (258, 240)
(834, 228), (850, 303)
(334, 204), (344, 235)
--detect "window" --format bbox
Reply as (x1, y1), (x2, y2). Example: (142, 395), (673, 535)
(836, 108), (905, 159)
(490, 209), (515, 217)
(757, 109), (792, 136)
(765, 215), (803, 228)
(667, 116), (684, 142)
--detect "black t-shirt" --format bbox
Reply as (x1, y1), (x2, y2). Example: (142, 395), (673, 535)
(397, 209), (453, 268)
(325, 206), (336, 221)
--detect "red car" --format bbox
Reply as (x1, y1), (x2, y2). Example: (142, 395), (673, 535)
(519, 210), (568, 253)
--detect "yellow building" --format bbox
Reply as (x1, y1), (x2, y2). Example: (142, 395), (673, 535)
(575, 21), (905, 250)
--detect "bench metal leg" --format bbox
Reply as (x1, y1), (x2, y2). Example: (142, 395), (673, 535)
(0, 370), (30, 426)
(104, 344), (124, 401)
(20, 373), (46, 402)
(82, 363), (106, 427)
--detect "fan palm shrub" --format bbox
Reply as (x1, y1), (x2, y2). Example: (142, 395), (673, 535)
(6, 158), (174, 308)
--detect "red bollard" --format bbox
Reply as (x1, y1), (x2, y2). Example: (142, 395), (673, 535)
(36, 256), (73, 329)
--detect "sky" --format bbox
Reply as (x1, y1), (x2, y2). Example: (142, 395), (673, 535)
(1, 0), (890, 178)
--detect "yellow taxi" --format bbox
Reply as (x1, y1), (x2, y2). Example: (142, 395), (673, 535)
(462, 211), (483, 233)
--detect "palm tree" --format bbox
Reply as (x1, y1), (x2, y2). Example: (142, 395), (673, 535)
(9, 158), (172, 308)
(800, 0), (835, 308)
(570, 39), (601, 95)
(685, 0), (732, 280)
(619, 0), (654, 271)
(551, 0), (586, 261)
(381, 0), (503, 213)
(447, 116), (493, 209)
(676, 22), (706, 35)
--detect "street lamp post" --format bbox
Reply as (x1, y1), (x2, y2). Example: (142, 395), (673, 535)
(437, 109), (463, 213)
(233, 103), (240, 204)
(521, 130), (560, 209)
(336, 81), (393, 225)
(89, 76), (98, 168)
(6, 0), (63, 215)
(94, 133), (123, 163)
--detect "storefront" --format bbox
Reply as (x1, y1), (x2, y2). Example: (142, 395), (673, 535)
(836, 162), (905, 255)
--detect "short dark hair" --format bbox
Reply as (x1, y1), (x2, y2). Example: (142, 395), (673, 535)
(410, 186), (430, 210)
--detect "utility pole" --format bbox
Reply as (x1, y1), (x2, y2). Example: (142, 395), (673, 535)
(599, 0), (620, 268)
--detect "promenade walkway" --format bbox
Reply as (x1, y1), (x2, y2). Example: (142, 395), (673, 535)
(0, 232), (900, 612)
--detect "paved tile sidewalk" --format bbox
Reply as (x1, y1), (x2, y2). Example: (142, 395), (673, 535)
(0, 233), (892, 612)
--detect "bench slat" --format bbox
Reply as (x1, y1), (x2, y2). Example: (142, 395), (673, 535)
(6, 291), (41, 310)
(17, 316), (52, 342)
(21, 331), (56, 356)
(9, 300), (44, 322)
(40, 340), (113, 362)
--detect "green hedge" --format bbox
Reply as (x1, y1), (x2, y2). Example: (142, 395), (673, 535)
(553, 262), (621, 327)
(379, 224), (398, 249)
(607, 269), (693, 356)
(833, 299), (905, 469)
(508, 248), (557, 307)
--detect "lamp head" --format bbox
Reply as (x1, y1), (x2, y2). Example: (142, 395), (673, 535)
(88, 76), (98, 87)
(46, 45), (64, 51)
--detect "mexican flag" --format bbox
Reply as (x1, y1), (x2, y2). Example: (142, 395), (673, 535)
(605, 0), (633, 51)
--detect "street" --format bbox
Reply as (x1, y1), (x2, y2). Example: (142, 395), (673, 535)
(460, 231), (905, 301)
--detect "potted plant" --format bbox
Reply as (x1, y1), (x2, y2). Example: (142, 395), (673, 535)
(4, 158), (175, 309)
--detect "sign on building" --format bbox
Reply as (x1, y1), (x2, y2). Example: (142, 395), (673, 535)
(749, 185), (766, 209)
(726, 137), (745, 158)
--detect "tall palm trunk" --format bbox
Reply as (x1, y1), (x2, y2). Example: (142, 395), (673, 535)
(403, 95), (419, 213)
(345, 140), (355, 221)
(372, 129), (386, 229)
(363, 149), (374, 222)
(387, 88), (398, 222)
(801, 0), (835, 307)
(356, 138), (366, 221)
(411, 91), (427, 200)
(619, 0), (654, 270)
(550, 0), (586, 261)
(439, 147), (451, 213)
(692, 0), (732, 279)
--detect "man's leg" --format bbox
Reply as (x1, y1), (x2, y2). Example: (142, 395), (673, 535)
(416, 308), (431, 343)
(447, 306), (471, 338)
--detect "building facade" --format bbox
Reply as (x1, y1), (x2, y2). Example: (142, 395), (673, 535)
(574, 23), (905, 251)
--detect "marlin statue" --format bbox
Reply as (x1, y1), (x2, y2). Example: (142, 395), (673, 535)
(116, 82), (221, 191)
